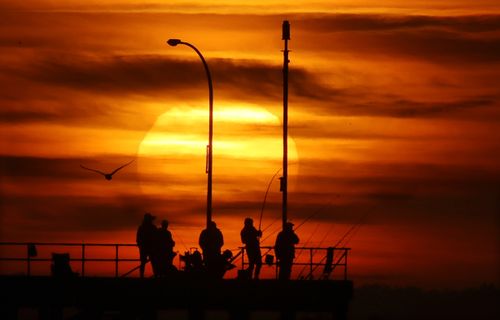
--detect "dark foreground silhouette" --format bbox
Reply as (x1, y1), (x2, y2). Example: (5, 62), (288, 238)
(349, 284), (499, 320)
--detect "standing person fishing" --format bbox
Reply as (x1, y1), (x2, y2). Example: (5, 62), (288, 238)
(136, 213), (158, 278)
(240, 217), (262, 279)
(274, 221), (299, 280)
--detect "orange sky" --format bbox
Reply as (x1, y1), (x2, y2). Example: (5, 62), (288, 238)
(0, 1), (499, 288)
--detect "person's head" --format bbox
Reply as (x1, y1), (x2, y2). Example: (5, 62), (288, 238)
(143, 212), (156, 223)
(285, 221), (294, 231)
(161, 219), (169, 229)
(244, 217), (253, 227)
(209, 221), (217, 229)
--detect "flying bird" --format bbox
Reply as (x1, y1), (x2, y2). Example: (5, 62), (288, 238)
(80, 160), (134, 181)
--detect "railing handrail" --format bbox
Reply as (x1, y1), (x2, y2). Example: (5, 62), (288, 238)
(0, 241), (350, 280)
(0, 242), (137, 247)
(240, 245), (351, 250)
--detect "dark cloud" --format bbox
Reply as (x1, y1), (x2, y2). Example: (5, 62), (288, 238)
(6, 54), (337, 103)
(0, 155), (139, 181)
(6, 53), (497, 121)
(291, 160), (500, 225)
(290, 14), (500, 65)
(297, 14), (500, 33)
(302, 26), (500, 64)
(330, 96), (499, 118)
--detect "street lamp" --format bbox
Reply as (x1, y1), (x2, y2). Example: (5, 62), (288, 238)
(167, 39), (214, 228)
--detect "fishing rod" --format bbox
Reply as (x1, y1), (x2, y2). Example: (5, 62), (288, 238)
(303, 208), (372, 279)
(294, 222), (321, 265)
(258, 168), (282, 232)
(259, 201), (333, 251)
(333, 210), (368, 248)
(296, 223), (335, 279)
(254, 202), (333, 267)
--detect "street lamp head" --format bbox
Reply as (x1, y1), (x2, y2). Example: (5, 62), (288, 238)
(167, 39), (182, 46)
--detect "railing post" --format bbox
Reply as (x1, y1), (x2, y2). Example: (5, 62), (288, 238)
(81, 243), (85, 277)
(27, 244), (31, 277)
(115, 245), (119, 277)
(241, 247), (245, 270)
(344, 249), (348, 280)
(309, 248), (313, 280)
(331, 247), (335, 280)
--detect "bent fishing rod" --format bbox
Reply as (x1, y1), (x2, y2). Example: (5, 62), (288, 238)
(258, 168), (282, 232)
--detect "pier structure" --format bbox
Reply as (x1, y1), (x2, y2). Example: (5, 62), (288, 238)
(0, 241), (352, 320)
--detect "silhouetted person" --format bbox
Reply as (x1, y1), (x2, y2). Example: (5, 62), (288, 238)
(136, 213), (158, 278)
(199, 220), (224, 277)
(275, 222), (299, 280)
(156, 219), (176, 276)
(240, 217), (262, 279)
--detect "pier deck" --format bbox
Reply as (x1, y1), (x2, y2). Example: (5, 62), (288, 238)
(1, 276), (353, 320)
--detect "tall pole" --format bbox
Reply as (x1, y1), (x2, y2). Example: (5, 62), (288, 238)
(167, 39), (213, 228)
(282, 21), (290, 230)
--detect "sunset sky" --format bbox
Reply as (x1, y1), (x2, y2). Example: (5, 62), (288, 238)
(0, 1), (499, 288)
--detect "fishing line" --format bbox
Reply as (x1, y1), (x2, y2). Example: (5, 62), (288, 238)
(259, 168), (282, 231)
(297, 222), (335, 279)
(304, 207), (373, 278)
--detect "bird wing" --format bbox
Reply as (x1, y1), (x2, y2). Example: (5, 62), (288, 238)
(80, 165), (107, 176)
(110, 159), (134, 175)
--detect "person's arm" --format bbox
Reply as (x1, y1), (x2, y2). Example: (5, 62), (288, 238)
(199, 231), (205, 249)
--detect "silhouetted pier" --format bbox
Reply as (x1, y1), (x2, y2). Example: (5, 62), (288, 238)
(0, 242), (353, 320)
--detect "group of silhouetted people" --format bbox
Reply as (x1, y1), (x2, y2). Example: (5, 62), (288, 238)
(136, 213), (176, 278)
(136, 213), (300, 280)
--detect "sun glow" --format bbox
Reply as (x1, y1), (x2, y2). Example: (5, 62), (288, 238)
(137, 104), (299, 197)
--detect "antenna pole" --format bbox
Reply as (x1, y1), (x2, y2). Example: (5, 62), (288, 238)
(281, 20), (290, 230)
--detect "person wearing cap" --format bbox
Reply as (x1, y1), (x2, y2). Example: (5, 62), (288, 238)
(240, 217), (262, 279)
(274, 221), (299, 280)
(136, 212), (158, 278)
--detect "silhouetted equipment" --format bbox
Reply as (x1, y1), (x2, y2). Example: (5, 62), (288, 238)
(323, 247), (335, 275)
(167, 38), (214, 228)
(265, 254), (275, 266)
(79, 159), (134, 180)
(51, 253), (77, 277)
(180, 248), (203, 273)
(27, 243), (37, 257)
(282, 20), (290, 40)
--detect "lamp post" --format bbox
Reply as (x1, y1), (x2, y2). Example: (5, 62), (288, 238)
(167, 39), (213, 228)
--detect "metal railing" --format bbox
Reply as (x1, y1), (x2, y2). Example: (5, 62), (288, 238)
(0, 242), (350, 280)
(0, 242), (139, 277)
(239, 246), (350, 280)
